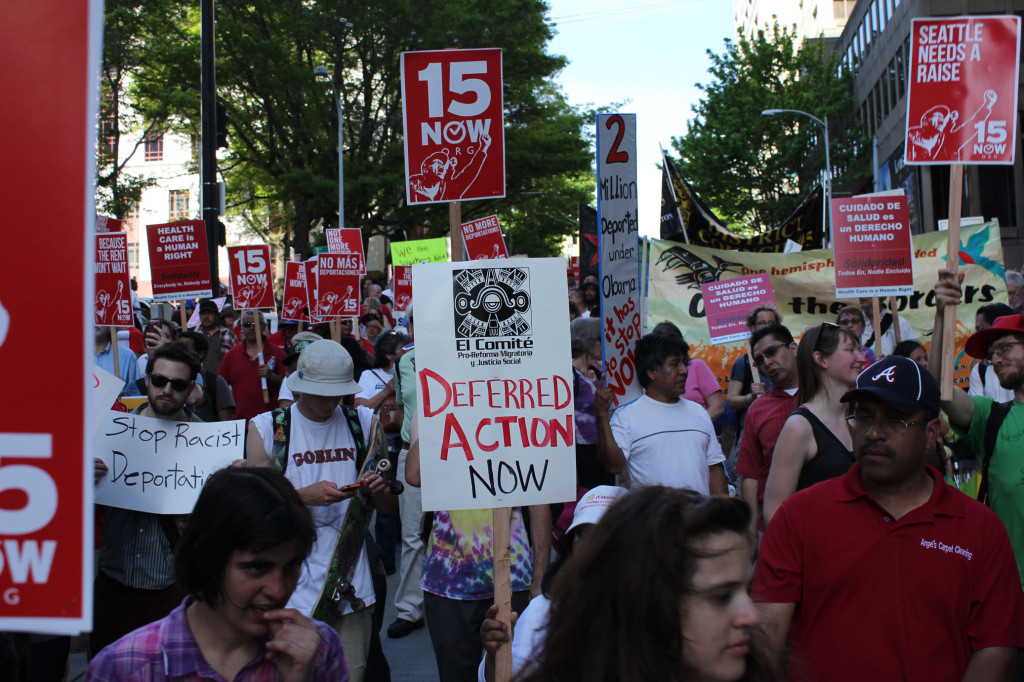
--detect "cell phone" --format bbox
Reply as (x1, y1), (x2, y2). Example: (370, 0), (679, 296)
(338, 482), (362, 492)
(146, 318), (164, 336)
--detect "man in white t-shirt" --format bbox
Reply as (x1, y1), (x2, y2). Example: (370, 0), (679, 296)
(596, 332), (728, 494)
(246, 339), (397, 682)
(859, 297), (917, 358)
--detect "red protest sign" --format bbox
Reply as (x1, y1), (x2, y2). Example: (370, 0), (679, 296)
(315, 254), (359, 319)
(700, 275), (776, 345)
(393, 265), (412, 313)
(905, 16), (1021, 165)
(146, 220), (213, 302)
(461, 214), (509, 260)
(401, 48), (505, 205)
(281, 261), (311, 323)
(831, 191), (914, 298)
(1, 0), (99, 636)
(227, 244), (276, 310)
(95, 233), (132, 327)
(570, 256), (580, 285)
(325, 228), (367, 275)
(95, 215), (122, 233)
(304, 259), (322, 324)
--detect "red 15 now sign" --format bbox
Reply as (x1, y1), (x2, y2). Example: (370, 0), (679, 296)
(227, 245), (276, 310)
(401, 48), (505, 205)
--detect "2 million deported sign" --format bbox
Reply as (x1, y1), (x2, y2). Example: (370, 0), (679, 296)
(414, 259), (575, 512)
(596, 113), (642, 406)
(905, 15), (1020, 165)
(831, 191), (914, 298)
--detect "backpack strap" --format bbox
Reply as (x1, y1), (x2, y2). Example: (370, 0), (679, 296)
(979, 400), (1012, 506)
(204, 370), (218, 409)
(979, 362), (989, 388)
(341, 404), (368, 470)
(879, 312), (893, 337)
(270, 407), (291, 473)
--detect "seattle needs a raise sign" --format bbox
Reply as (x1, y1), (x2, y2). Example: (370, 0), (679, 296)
(905, 15), (1021, 165)
(413, 259), (576, 512)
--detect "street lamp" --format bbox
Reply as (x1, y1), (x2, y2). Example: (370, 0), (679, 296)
(762, 109), (832, 244)
(315, 49), (348, 227)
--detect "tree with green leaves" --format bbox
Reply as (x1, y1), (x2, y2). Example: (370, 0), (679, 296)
(214, 0), (593, 258)
(97, 1), (199, 219)
(671, 22), (864, 232)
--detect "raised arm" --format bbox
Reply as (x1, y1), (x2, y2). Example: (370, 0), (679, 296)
(595, 387), (627, 476)
(927, 268), (976, 429)
(762, 415), (813, 526)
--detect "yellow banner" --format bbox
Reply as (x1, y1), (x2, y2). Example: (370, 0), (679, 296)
(391, 238), (449, 266)
(647, 221), (1009, 391)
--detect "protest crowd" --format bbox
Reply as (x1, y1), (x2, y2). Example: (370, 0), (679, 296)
(2, 251), (1022, 682)
(7, 7), (1024, 682)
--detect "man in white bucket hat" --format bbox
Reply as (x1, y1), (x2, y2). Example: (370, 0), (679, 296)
(247, 339), (397, 681)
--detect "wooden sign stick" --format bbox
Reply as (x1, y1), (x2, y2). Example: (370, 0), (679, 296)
(330, 319), (340, 343)
(871, 298), (883, 358)
(252, 310), (269, 405)
(109, 327), (120, 381)
(180, 300), (188, 329)
(890, 296), (903, 345)
(746, 341), (762, 386)
(449, 201), (463, 262)
(492, 506), (513, 682)
(940, 164), (964, 401)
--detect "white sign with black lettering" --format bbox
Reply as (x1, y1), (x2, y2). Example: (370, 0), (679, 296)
(414, 258), (576, 511)
(93, 412), (243, 514)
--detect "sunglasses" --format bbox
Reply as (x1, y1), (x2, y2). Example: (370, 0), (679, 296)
(149, 373), (192, 392)
(242, 321), (256, 328)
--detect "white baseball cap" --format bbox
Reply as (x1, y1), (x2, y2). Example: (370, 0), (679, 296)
(286, 339), (362, 396)
(566, 485), (627, 534)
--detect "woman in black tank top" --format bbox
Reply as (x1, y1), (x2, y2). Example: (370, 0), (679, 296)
(763, 323), (867, 525)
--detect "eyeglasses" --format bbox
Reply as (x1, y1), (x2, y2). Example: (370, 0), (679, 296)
(846, 414), (929, 435)
(149, 373), (192, 392)
(753, 343), (790, 367)
(837, 317), (862, 327)
(814, 322), (842, 351)
(986, 341), (1024, 361)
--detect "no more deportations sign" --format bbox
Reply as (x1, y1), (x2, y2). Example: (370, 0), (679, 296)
(831, 191), (914, 298)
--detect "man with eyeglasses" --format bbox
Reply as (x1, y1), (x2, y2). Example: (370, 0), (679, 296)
(754, 355), (1023, 681)
(930, 268), (1024, 599)
(91, 341), (207, 654)
(735, 324), (798, 534)
(218, 309), (286, 422)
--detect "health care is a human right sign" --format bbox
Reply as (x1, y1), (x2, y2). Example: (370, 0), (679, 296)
(905, 15), (1020, 165)
(831, 191), (914, 298)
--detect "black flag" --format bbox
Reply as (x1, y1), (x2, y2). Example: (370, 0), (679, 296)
(579, 202), (599, 282)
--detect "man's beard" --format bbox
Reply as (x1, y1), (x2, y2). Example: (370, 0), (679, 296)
(148, 391), (185, 417)
(996, 362), (1024, 391)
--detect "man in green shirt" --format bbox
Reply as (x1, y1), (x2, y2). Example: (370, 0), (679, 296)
(931, 268), (1024, 590)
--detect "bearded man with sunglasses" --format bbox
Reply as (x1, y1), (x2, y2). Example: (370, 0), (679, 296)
(91, 341), (206, 654)
(735, 324), (799, 534)
(754, 355), (1023, 681)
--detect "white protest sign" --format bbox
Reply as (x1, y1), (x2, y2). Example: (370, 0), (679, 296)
(414, 258), (576, 512)
(89, 365), (127, 436)
(596, 113), (642, 407)
(93, 411), (243, 514)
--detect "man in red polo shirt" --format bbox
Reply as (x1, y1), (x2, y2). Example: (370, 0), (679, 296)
(218, 309), (285, 420)
(735, 324), (798, 533)
(754, 356), (1023, 681)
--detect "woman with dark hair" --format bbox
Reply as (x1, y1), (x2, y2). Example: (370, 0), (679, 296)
(518, 487), (776, 682)
(892, 339), (928, 368)
(763, 323), (865, 524)
(87, 466), (347, 681)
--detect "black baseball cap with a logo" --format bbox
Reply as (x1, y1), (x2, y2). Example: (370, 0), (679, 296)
(840, 355), (940, 414)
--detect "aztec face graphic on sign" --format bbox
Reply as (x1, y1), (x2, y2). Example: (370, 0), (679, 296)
(453, 267), (531, 339)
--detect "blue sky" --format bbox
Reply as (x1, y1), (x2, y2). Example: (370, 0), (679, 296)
(545, 0), (734, 238)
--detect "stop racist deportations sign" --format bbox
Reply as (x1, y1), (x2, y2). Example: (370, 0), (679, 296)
(831, 191), (914, 298)
(93, 412), (243, 515)
(413, 258), (576, 512)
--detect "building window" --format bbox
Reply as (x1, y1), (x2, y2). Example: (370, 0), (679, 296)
(169, 190), (189, 220)
(127, 241), (140, 272)
(144, 132), (164, 162)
